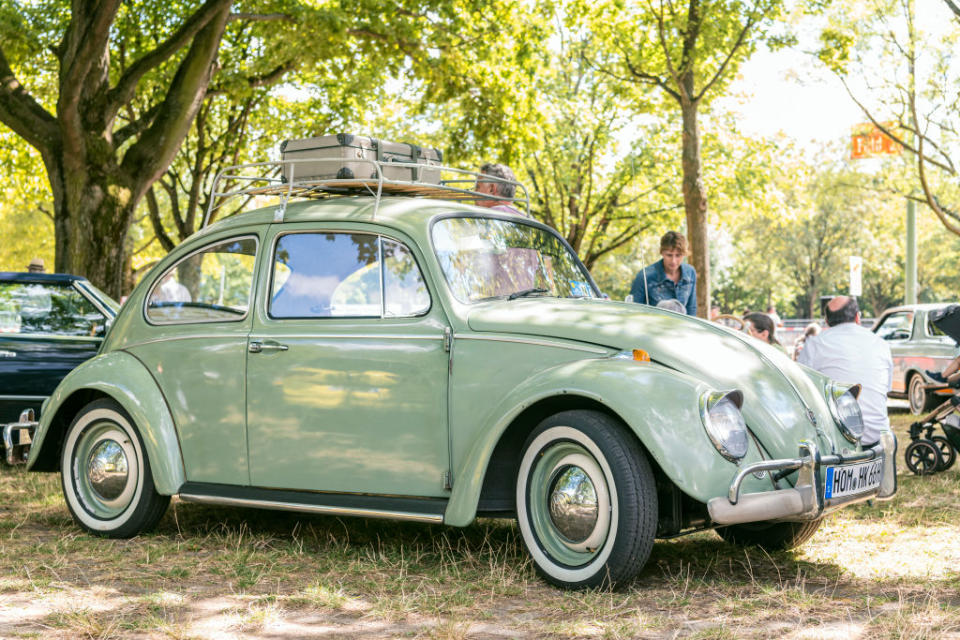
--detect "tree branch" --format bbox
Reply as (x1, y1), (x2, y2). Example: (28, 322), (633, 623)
(0, 46), (58, 154)
(106, 0), (234, 126)
(695, 2), (763, 102)
(122, 1), (232, 201)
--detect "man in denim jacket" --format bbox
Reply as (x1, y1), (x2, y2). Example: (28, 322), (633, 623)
(630, 231), (697, 316)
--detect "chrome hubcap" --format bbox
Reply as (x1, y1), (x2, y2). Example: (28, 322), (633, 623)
(86, 440), (129, 501)
(549, 465), (599, 543)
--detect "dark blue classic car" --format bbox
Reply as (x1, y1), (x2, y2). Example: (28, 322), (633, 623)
(0, 272), (118, 424)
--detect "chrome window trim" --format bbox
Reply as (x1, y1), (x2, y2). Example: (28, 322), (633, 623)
(265, 228), (433, 321)
(178, 493), (443, 524)
(143, 235), (260, 327)
(454, 333), (610, 354)
(72, 281), (116, 319)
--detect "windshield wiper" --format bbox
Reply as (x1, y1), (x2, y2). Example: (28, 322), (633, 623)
(508, 287), (550, 300)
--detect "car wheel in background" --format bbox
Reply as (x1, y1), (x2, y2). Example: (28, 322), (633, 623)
(908, 373), (939, 415)
(60, 399), (169, 537)
(715, 518), (823, 551)
(515, 410), (657, 589)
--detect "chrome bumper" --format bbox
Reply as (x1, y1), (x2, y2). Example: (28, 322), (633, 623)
(707, 431), (897, 526)
(2, 409), (38, 466)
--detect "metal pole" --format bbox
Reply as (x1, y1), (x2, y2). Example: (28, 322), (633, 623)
(905, 195), (917, 304)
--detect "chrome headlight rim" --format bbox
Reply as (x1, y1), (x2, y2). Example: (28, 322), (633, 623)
(827, 382), (864, 444)
(699, 389), (748, 463)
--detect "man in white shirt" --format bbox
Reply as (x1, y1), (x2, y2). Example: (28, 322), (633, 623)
(797, 296), (893, 447)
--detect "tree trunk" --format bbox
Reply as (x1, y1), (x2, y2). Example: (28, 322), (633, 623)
(679, 95), (709, 318)
(45, 149), (135, 299)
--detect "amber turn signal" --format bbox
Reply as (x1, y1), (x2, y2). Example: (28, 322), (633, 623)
(633, 349), (650, 362)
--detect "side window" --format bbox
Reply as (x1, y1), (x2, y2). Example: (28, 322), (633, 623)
(875, 312), (913, 341)
(383, 239), (430, 317)
(146, 237), (258, 324)
(269, 232), (430, 319)
(0, 283), (105, 336)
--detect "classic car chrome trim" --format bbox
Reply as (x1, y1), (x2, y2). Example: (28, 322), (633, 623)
(0, 334), (102, 343)
(3, 411), (38, 465)
(709, 437), (895, 526)
(73, 280), (117, 320)
(0, 395), (48, 402)
(143, 234), (260, 327)
(251, 334), (443, 341)
(178, 493), (444, 523)
(454, 334), (610, 354)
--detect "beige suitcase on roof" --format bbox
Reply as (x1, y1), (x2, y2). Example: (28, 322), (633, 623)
(280, 134), (442, 184)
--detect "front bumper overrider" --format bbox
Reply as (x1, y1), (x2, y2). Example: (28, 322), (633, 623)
(1, 409), (38, 466)
(707, 431), (897, 526)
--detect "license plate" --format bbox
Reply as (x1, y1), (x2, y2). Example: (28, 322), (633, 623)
(824, 460), (883, 500)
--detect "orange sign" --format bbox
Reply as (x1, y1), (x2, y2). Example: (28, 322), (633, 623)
(851, 122), (903, 159)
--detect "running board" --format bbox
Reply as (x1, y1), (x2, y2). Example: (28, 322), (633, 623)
(177, 482), (446, 524)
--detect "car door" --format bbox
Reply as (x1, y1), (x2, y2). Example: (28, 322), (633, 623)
(123, 235), (260, 485)
(873, 311), (914, 392)
(245, 224), (450, 497)
(0, 280), (106, 422)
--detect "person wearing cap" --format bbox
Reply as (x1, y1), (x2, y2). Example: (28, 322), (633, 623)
(796, 296), (893, 447)
(26, 258), (45, 273)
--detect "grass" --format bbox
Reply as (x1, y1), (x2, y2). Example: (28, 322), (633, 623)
(2, 407), (960, 638)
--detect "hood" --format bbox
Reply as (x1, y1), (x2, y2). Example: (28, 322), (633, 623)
(467, 298), (838, 458)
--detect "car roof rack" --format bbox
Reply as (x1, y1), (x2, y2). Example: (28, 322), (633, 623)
(203, 158), (530, 228)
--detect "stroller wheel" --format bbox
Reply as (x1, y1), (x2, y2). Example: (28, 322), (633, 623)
(930, 435), (956, 471)
(905, 439), (941, 475)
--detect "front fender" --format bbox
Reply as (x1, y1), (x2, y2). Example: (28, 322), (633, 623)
(445, 358), (763, 526)
(26, 351), (185, 495)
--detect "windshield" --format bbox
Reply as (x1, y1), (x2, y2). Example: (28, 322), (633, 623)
(432, 217), (597, 303)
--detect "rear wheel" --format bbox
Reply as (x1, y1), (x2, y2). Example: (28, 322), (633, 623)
(931, 435), (956, 471)
(716, 519), (823, 551)
(908, 374), (939, 415)
(60, 399), (169, 537)
(515, 410), (657, 589)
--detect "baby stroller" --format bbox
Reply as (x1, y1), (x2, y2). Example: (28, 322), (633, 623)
(905, 304), (960, 475)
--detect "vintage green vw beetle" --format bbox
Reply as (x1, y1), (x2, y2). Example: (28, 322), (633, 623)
(22, 162), (896, 589)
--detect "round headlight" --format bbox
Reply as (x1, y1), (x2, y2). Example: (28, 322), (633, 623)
(701, 391), (749, 462)
(830, 384), (864, 443)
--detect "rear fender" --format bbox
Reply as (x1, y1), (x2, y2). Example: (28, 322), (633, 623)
(26, 351), (185, 495)
(445, 357), (762, 526)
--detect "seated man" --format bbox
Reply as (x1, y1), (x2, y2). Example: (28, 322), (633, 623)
(797, 296), (893, 447)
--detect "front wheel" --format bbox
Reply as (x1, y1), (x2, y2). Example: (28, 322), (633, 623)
(515, 410), (657, 589)
(60, 399), (170, 537)
(716, 519), (823, 551)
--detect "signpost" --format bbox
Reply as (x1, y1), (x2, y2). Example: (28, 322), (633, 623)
(849, 256), (863, 296)
(849, 122), (916, 305)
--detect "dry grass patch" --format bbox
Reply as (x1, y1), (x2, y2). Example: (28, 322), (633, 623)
(2, 408), (960, 638)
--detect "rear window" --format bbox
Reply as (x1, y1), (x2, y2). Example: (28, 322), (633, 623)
(0, 282), (105, 336)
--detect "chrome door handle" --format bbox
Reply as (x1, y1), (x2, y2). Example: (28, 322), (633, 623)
(248, 340), (289, 354)
(0, 350), (16, 358)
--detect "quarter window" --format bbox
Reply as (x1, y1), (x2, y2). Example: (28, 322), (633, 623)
(875, 312), (913, 341)
(269, 233), (430, 319)
(146, 237), (258, 324)
(0, 283), (105, 336)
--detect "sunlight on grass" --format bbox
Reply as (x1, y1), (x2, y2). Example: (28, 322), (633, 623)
(2, 406), (960, 638)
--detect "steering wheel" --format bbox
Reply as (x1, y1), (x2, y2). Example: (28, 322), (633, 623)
(714, 313), (745, 331)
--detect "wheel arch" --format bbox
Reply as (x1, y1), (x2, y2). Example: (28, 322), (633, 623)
(444, 359), (738, 527)
(26, 351), (186, 495)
